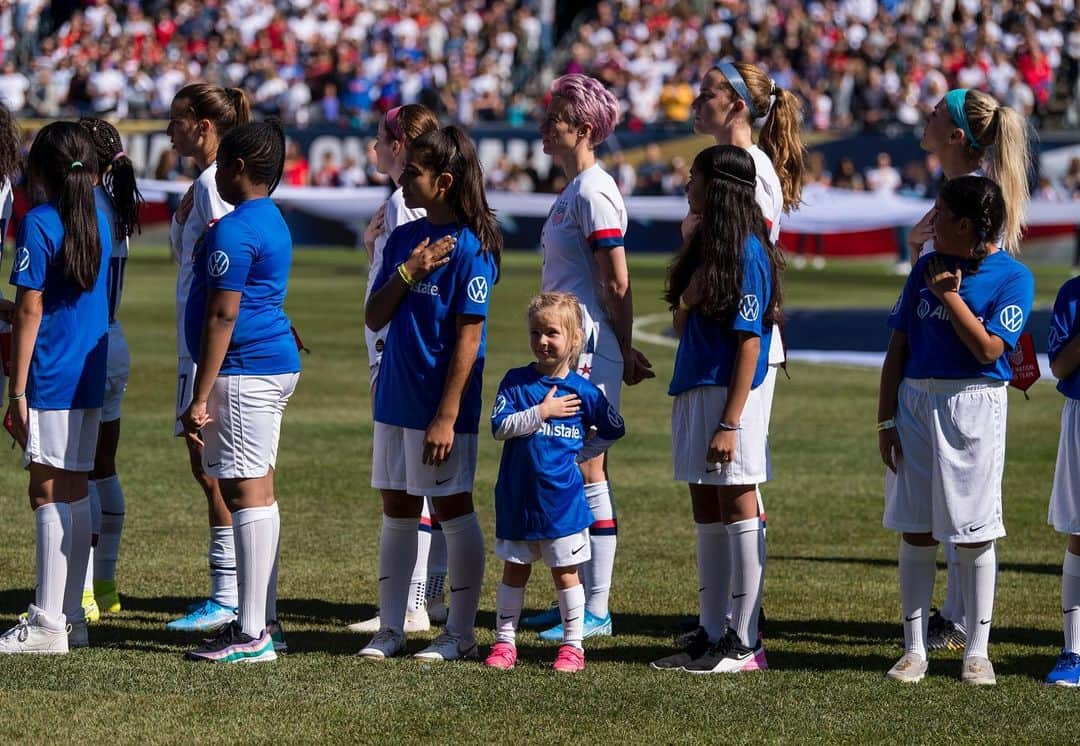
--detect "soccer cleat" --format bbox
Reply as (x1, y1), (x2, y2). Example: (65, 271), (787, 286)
(553, 644), (585, 672)
(94, 579), (121, 614)
(427, 596), (448, 625)
(356, 628), (405, 660)
(538, 610), (611, 642)
(652, 626), (712, 670)
(186, 622), (276, 664)
(961, 656), (996, 686)
(926, 609), (966, 651)
(0, 607), (69, 655)
(414, 632), (478, 662)
(267, 620), (287, 653)
(1046, 651), (1080, 687)
(68, 619), (89, 649)
(886, 652), (928, 683)
(520, 602), (561, 630)
(81, 590), (100, 624)
(483, 641), (517, 670)
(682, 629), (768, 674)
(347, 607), (431, 634)
(166, 599), (238, 633)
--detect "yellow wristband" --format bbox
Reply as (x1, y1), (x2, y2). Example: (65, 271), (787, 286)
(876, 418), (896, 432)
(397, 262), (415, 287)
(678, 296), (691, 312)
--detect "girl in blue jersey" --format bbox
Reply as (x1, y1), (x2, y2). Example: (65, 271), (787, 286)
(361, 126), (501, 662)
(484, 292), (624, 672)
(0, 122), (111, 655)
(651, 145), (782, 675)
(180, 119), (300, 664)
(76, 118), (143, 623)
(1044, 276), (1080, 686)
(880, 175), (1034, 686)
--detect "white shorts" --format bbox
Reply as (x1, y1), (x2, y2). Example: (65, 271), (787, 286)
(576, 309), (622, 411)
(365, 324), (387, 376)
(174, 356), (196, 437)
(883, 377), (1008, 544)
(202, 373), (299, 479)
(495, 529), (591, 568)
(25, 407), (102, 471)
(103, 324), (130, 422)
(671, 384), (771, 486)
(1049, 398), (1080, 533)
(371, 422), (478, 497)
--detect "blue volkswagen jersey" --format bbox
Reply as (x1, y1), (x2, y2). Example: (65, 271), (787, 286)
(492, 365), (625, 541)
(1049, 276), (1080, 400)
(888, 251), (1034, 381)
(669, 234), (773, 395)
(10, 202), (111, 410)
(186, 198), (301, 376)
(372, 220), (496, 434)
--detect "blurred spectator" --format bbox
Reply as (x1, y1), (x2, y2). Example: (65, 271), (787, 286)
(635, 143), (668, 196)
(833, 156), (865, 191)
(283, 140), (310, 186)
(608, 151), (637, 197)
(865, 152), (901, 194)
(312, 152), (342, 187)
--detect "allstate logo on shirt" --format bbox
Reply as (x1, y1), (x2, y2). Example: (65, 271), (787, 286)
(738, 294), (760, 322)
(492, 394), (507, 417)
(467, 276), (489, 304)
(999, 305), (1024, 334)
(208, 250), (230, 278)
(13, 247), (30, 273)
(607, 405), (624, 429)
(917, 298), (931, 319)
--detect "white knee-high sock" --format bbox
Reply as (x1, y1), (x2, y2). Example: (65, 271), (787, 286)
(940, 541), (965, 628)
(727, 517), (765, 648)
(209, 526), (238, 608)
(956, 542), (997, 660)
(558, 583), (586, 649)
(83, 481), (101, 594)
(265, 503), (280, 625)
(583, 481), (616, 618)
(427, 517), (447, 602)
(495, 582), (526, 644)
(233, 505), (277, 639)
(410, 506), (432, 613)
(1063, 550), (1080, 654)
(441, 512), (485, 640)
(35, 502), (71, 622)
(94, 475), (125, 582)
(696, 521), (730, 642)
(378, 515), (418, 635)
(899, 539), (938, 659)
(62, 497), (92, 625)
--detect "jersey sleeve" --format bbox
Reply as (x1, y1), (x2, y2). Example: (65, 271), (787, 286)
(491, 374), (540, 439)
(204, 219), (256, 293)
(453, 233), (494, 318)
(731, 245), (768, 337)
(1049, 281), (1079, 363)
(10, 212), (52, 291)
(574, 188), (625, 252)
(984, 265), (1035, 350)
(584, 384), (625, 442)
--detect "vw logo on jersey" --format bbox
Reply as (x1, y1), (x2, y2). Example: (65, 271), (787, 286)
(492, 394), (507, 417)
(917, 298), (931, 319)
(467, 276), (489, 304)
(13, 247), (30, 273)
(999, 304), (1024, 334)
(1048, 325), (1063, 352)
(738, 294), (760, 322)
(607, 405), (624, 429)
(208, 250), (230, 278)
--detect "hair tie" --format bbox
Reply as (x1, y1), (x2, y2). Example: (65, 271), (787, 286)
(714, 61), (759, 118)
(944, 88), (981, 150)
(717, 169), (756, 188)
(69, 161), (84, 171)
(769, 78), (778, 95)
(112, 151), (126, 161)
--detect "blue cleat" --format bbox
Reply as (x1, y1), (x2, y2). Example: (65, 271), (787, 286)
(1046, 650), (1080, 687)
(520, 603), (562, 630)
(538, 610), (612, 643)
(166, 599), (238, 633)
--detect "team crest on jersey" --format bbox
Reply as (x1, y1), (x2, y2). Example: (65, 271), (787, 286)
(999, 305), (1024, 334)
(607, 405), (623, 429)
(467, 276), (489, 304)
(208, 250), (230, 278)
(550, 200), (568, 225)
(13, 247), (30, 273)
(492, 394), (507, 417)
(738, 294), (760, 322)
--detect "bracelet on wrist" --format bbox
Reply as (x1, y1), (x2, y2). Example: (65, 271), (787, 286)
(8, 392), (24, 401)
(678, 296), (691, 312)
(876, 418), (896, 432)
(716, 421), (741, 432)
(396, 262), (416, 288)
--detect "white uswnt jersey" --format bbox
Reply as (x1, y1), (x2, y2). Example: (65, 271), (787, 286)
(748, 144), (782, 244)
(540, 163), (627, 330)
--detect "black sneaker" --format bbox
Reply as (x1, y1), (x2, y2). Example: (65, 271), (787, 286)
(651, 626), (712, 670)
(682, 628), (768, 674)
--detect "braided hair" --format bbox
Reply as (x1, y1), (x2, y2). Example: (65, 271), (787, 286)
(938, 175), (1005, 270)
(217, 118), (286, 194)
(79, 118), (143, 238)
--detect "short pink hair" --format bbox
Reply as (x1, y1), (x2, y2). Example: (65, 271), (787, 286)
(549, 74), (620, 147)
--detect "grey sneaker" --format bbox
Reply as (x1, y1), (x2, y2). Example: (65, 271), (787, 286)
(961, 656), (996, 686)
(886, 652), (928, 683)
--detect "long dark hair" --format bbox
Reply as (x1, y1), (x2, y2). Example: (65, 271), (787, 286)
(217, 118), (287, 195)
(938, 175), (1006, 269)
(28, 122), (102, 291)
(407, 126), (503, 275)
(0, 101), (20, 185)
(665, 145), (783, 324)
(79, 118), (143, 238)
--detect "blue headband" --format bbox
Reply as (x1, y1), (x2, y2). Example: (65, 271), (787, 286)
(715, 62), (759, 119)
(945, 88), (980, 150)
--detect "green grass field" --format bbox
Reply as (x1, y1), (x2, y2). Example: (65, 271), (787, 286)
(0, 248), (1077, 743)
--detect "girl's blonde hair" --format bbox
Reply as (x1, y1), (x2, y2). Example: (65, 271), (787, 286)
(528, 292), (585, 363)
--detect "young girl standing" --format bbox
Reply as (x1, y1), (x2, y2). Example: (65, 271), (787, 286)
(880, 176), (1033, 686)
(181, 120), (300, 664)
(485, 293), (625, 672)
(0, 122), (111, 654)
(77, 117), (142, 621)
(360, 126), (501, 662)
(651, 145), (782, 673)
(166, 84), (251, 633)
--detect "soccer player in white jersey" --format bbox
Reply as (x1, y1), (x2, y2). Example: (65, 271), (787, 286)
(521, 73), (654, 642)
(165, 83), (252, 633)
(0, 101), (20, 402)
(903, 88), (1032, 653)
(880, 176), (1034, 685)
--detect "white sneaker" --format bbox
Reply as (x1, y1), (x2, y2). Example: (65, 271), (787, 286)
(427, 596), (448, 625)
(356, 628), (405, 660)
(886, 652), (928, 683)
(68, 619), (89, 649)
(414, 632), (478, 662)
(348, 607), (431, 634)
(0, 606), (69, 655)
(961, 656), (996, 686)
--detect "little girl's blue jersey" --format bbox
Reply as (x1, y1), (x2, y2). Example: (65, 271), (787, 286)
(668, 234), (773, 396)
(372, 219), (496, 434)
(1049, 276), (1080, 400)
(492, 365), (625, 541)
(888, 251), (1034, 381)
(185, 197), (301, 376)
(10, 202), (111, 409)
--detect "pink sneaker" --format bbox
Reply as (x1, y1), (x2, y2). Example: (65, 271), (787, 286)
(553, 644), (585, 672)
(484, 641), (517, 670)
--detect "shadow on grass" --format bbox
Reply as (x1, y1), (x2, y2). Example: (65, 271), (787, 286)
(773, 554), (1061, 577)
